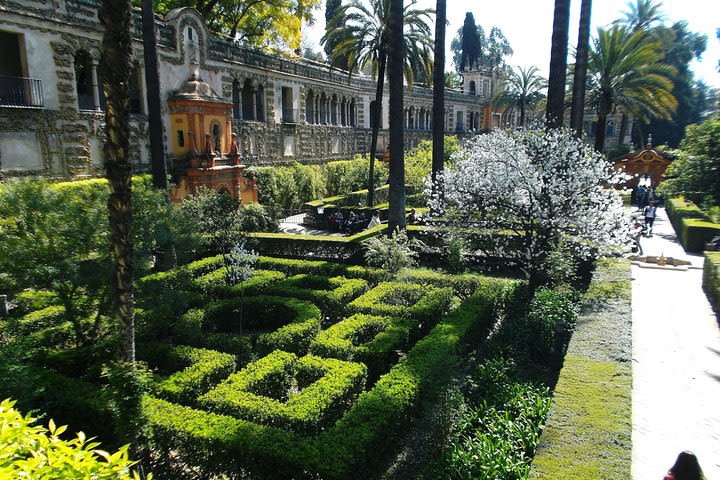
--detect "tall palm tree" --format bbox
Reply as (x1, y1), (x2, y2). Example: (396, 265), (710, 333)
(569, 0), (592, 136)
(586, 26), (677, 152)
(617, 0), (666, 33)
(431, 0), (446, 195)
(99, 0), (135, 363)
(545, 0), (571, 129)
(492, 66), (547, 127)
(388, 0), (404, 231)
(323, 0), (433, 207)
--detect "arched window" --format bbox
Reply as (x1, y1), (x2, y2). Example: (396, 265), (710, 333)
(306, 90), (315, 124)
(319, 93), (327, 124)
(350, 99), (356, 127)
(331, 94), (338, 125)
(340, 97), (347, 126)
(241, 79), (254, 120)
(211, 122), (222, 153)
(255, 84), (264, 121)
(75, 50), (95, 110)
(232, 79), (241, 121)
(469, 80), (476, 96)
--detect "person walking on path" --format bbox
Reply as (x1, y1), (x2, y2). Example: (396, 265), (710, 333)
(634, 217), (644, 255)
(644, 202), (657, 237)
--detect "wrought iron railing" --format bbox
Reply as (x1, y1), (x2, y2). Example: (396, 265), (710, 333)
(0, 76), (44, 108)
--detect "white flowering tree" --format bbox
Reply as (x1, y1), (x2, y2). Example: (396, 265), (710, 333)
(429, 128), (631, 287)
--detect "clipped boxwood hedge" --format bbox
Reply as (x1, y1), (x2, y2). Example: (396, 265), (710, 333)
(200, 350), (367, 435)
(192, 268), (286, 297)
(348, 282), (454, 335)
(255, 256), (385, 283)
(665, 197), (708, 230)
(143, 278), (514, 479)
(309, 313), (410, 380)
(138, 342), (236, 405)
(679, 217), (720, 253)
(260, 274), (368, 317)
(174, 295), (322, 356)
(703, 252), (720, 311)
(248, 226), (387, 262)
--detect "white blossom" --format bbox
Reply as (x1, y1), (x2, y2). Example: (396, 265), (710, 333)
(428, 128), (632, 282)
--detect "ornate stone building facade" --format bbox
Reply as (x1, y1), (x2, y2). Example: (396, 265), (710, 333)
(0, 1), (497, 180)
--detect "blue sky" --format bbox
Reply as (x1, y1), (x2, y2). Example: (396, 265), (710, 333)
(304, 0), (720, 88)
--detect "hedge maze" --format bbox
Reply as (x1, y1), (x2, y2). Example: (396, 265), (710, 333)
(20, 255), (515, 479)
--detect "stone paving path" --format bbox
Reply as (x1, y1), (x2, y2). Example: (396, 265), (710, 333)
(632, 207), (720, 479)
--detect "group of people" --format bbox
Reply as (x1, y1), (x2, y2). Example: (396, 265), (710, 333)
(637, 184), (656, 209)
(328, 210), (382, 234)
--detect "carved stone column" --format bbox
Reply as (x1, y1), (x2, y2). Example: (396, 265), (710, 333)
(91, 60), (101, 111)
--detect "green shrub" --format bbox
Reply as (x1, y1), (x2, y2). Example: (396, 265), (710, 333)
(199, 351), (367, 434)
(363, 229), (420, 273)
(138, 343), (236, 405)
(0, 398), (145, 479)
(679, 217), (720, 252)
(12, 290), (60, 316)
(261, 274), (368, 318)
(176, 296), (322, 355)
(238, 202), (278, 232)
(310, 313), (410, 380)
(17, 305), (66, 334)
(490, 287), (579, 364)
(348, 282), (454, 336)
(703, 252), (720, 311)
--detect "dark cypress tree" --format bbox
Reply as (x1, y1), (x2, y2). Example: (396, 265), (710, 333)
(460, 12), (481, 71)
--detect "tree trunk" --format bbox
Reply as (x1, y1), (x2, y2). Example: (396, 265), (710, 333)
(141, 0), (167, 191)
(387, 0), (405, 231)
(431, 0), (446, 200)
(570, 0), (592, 137)
(100, 0), (135, 363)
(546, 0), (571, 129)
(520, 99), (526, 127)
(367, 50), (387, 208)
(594, 93), (611, 152)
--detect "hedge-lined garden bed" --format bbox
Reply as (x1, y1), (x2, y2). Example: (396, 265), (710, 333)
(702, 251), (720, 312)
(530, 259), (632, 479)
(142, 278), (514, 479)
(665, 197), (720, 253)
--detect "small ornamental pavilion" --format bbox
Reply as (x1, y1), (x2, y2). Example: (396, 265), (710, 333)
(167, 72), (258, 204)
(612, 138), (675, 189)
